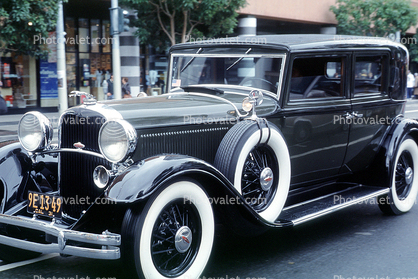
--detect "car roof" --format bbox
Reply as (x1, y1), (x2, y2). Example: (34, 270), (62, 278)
(172, 34), (406, 52)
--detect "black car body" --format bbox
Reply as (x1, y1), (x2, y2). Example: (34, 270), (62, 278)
(0, 35), (417, 278)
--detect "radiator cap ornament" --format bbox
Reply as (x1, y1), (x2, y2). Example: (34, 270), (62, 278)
(69, 91), (97, 105)
(73, 142), (85, 149)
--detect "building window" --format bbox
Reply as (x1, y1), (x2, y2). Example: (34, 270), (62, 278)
(78, 18), (89, 53)
(0, 55), (37, 108)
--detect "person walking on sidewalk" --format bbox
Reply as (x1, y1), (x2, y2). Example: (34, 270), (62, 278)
(106, 74), (114, 100)
(407, 70), (415, 99)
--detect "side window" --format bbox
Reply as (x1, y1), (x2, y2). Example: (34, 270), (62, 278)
(288, 56), (344, 101)
(354, 55), (387, 96)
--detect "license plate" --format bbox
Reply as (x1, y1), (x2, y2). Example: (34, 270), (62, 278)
(27, 191), (63, 218)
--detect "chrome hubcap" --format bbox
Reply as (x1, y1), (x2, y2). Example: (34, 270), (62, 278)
(405, 166), (414, 185)
(174, 226), (192, 253)
(260, 167), (274, 191)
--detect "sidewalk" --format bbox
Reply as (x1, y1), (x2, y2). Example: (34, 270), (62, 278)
(0, 112), (60, 144)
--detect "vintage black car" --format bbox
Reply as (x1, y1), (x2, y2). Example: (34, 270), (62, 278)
(0, 35), (417, 279)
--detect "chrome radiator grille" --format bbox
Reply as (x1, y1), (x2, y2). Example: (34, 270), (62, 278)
(59, 113), (110, 219)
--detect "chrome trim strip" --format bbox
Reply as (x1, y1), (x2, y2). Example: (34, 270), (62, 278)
(276, 53), (287, 100)
(173, 53), (285, 58)
(291, 188), (390, 226)
(0, 214), (120, 260)
(37, 148), (105, 159)
(140, 127), (230, 138)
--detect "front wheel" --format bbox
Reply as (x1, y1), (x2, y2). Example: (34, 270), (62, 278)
(123, 179), (214, 279)
(378, 136), (418, 215)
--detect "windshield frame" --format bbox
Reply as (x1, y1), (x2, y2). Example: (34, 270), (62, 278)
(168, 52), (287, 100)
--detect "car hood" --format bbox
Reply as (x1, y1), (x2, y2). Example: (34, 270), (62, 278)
(101, 92), (278, 129)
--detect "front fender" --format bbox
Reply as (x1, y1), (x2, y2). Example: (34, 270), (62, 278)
(0, 143), (30, 213)
(106, 154), (235, 202)
(105, 154), (292, 231)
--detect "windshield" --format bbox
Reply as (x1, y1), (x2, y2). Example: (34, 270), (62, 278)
(170, 51), (285, 94)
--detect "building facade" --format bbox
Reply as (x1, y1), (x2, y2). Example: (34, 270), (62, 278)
(2, 0), (418, 113)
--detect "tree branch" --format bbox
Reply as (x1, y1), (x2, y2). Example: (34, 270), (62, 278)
(149, 0), (175, 45)
(181, 10), (188, 43)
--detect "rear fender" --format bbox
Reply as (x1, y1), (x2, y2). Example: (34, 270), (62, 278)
(385, 117), (418, 179)
(364, 117), (418, 186)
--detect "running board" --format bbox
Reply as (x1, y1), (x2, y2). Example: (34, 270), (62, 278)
(276, 186), (389, 226)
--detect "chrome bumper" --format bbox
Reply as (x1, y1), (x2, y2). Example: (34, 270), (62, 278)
(0, 214), (120, 260)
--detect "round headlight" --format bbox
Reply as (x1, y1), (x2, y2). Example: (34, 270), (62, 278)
(99, 119), (137, 163)
(18, 112), (53, 152)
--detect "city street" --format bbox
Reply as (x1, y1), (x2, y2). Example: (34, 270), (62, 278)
(1, 99), (418, 279)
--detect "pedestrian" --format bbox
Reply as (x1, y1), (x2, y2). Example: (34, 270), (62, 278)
(106, 74), (114, 100)
(122, 77), (131, 98)
(414, 73), (418, 99)
(0, 80), (7, 114)
(407, 70), (415, 99)
(102, 78), (108, 100)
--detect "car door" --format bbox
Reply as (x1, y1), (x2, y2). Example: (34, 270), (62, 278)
(277, 53), (351, 186)
(343, 51), (399, 174)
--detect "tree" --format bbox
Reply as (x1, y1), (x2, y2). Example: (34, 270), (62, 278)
(120, 0), (247, 50)
(0, 0), (61, 57)
(330, 0), (418, 37)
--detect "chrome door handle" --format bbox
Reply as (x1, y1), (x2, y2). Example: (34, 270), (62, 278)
(344, 112), (354, 119)
(352, 112), (363, 118)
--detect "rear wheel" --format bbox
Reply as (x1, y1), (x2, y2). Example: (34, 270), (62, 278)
(378, 136), (418, 215)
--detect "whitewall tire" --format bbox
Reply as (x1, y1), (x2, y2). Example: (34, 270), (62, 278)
(214, 121), (291, 223)
(131, 179), (214, 279)
(379, 136), (418, 215)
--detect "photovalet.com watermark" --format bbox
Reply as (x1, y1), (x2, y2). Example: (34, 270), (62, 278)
(184, 35), (267, 45)
(33, 35), (114, 46)
(333, 115), (406, 126)
(33, 276), (116, 279)
(333, 35), (417, 45)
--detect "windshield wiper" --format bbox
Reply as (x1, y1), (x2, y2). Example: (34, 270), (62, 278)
(181, 85), (224, 95)
(180, 48), (203, 72)
(226, 48), (252, 71)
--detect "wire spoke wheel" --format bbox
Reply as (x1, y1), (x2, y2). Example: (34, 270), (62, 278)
(378, 136), (418, 215)
(241, 145), (278, 212)
(122, 179), (214, 279)
(214, 120), (291, 223)
(151, 199), (202, 276)
(395, 150), (414, 200)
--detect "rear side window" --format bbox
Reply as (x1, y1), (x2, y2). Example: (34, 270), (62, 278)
(288, 56), (345, 102)
(354, 55), (388, 97)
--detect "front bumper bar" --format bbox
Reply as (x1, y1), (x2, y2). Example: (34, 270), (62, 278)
(0, 214), (120, 260)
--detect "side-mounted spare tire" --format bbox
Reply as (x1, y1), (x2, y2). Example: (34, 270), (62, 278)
(214, 120), (291, 223)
